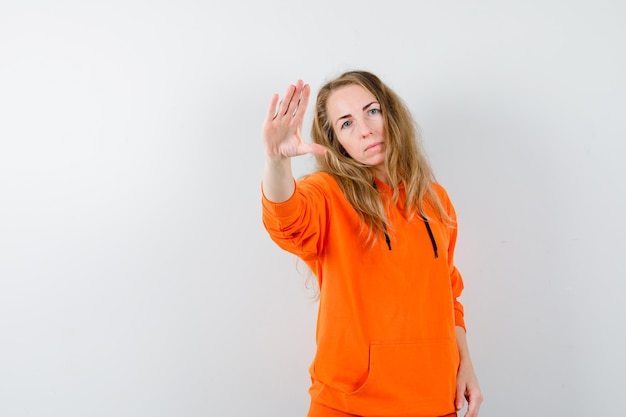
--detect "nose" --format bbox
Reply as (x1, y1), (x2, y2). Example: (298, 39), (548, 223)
(358, 118), (373, 138)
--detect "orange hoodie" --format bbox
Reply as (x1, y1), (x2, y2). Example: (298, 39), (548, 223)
(262, 172), (465, 417)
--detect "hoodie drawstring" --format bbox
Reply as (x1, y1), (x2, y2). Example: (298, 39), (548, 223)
(372, 181), (393, 250)
(423, 218), (439, 258)
(373, 181), (438, 257)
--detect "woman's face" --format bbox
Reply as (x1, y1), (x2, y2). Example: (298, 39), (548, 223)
(327, 84), (386, 177)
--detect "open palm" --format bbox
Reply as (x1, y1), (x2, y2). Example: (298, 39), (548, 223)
(262, 80), (326, 160)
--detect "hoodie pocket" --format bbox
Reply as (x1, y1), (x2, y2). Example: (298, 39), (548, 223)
(344, 340), (458, 417)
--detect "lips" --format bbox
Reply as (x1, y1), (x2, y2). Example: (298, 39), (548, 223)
(365, 142), (383, 152)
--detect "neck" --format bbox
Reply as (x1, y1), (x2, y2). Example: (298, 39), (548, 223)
(373, 166), (389, 185)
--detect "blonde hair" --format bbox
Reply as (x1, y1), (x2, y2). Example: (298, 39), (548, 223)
(310, 70), (451, 243)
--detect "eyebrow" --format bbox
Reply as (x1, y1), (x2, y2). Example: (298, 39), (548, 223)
(335, 101), (379, 125)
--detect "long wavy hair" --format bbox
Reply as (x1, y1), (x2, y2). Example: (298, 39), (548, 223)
(310, 70), (452, 243)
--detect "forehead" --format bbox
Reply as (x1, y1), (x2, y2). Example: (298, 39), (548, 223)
(326, 84), (377, 116)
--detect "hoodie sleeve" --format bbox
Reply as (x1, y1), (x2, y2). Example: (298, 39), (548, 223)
(434, 183), (466, 331)
(261, 174), (329, 262)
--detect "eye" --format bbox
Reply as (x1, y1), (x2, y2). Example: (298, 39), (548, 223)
(368, 108), (381, 116)
(341, 120), (353, 129)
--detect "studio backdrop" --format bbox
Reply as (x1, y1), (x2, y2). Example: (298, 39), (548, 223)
(1, 1), (624, 416)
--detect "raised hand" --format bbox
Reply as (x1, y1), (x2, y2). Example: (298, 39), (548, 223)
(262, 80), (326, 160)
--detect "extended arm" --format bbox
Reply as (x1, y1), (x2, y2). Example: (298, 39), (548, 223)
(262, 80), (326, 203)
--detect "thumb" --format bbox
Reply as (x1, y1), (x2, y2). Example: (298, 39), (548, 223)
(299, 143), (328, 156)
(455, 385), (465, 411)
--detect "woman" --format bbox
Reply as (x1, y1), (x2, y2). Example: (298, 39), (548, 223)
(261, 70), (482, 417)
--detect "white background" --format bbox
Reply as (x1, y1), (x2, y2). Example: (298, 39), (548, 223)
(1, 1), (624, 416)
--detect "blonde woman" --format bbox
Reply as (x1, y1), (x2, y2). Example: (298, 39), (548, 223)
(261, 71), (482, 417)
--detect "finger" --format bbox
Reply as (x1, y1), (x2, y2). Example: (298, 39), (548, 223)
(266, 93), (279, 121)
(464, 392), (482, 417)
(455, 384), (465, 411)
(277, 83), (297, 117)
(292, 83), (310, 121)
(464, 399), (479, 417)
(284, 80), (307, 117)
(298, 142), (327, 156)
